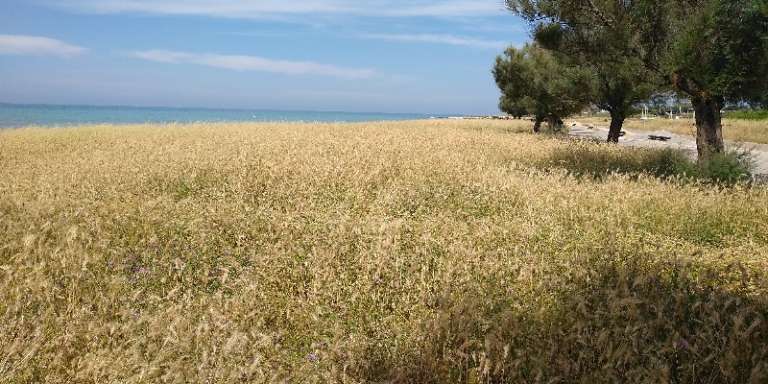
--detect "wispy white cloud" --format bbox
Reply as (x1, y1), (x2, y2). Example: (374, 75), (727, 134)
(131, 50), (375, 79)
(0, 34), (87, 57)
(361, 33), (506, 49)
(52, 0), (506, 18)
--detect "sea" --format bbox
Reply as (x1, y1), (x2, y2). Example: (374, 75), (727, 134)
(0, 103), (434, 128)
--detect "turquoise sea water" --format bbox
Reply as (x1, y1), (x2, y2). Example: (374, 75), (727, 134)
(0, 103), (433, 128)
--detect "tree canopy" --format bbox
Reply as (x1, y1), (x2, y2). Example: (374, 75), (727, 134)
(493, 43), (592, 132)
(528, 14), (659, 142)
(505, 0), (768, 157)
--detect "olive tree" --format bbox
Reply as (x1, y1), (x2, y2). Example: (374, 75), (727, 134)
(533, 21), (658, 142)
(493, 43), (592, 133)
(506, 0), (768, 157)
(663, 1), (768, 156)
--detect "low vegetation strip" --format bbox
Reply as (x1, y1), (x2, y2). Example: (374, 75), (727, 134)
(726, 110), (768, 121)
(1, 120), (768, 382)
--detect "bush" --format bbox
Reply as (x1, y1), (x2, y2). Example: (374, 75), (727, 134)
(698, 150), (754, 185)
(542, 142), (753, 185)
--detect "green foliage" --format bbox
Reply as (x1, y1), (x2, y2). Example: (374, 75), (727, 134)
(498, 94), (528, 118)
(531, 22), (564, 50)
(541, 142), (753, 186)
(698, 149), (754, 185)
(507, 0), (768, 102)
(726, 110), (768, 120)
(505, 0), (768, 153)
(507, 1), (658, 142)
(665, 0), (768, 102)
(493, 44), (592, 128)
(533, 9), (659, 113)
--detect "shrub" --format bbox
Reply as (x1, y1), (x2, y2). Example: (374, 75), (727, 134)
(542, 142), (753, 185)
(698, 149), (754, 185)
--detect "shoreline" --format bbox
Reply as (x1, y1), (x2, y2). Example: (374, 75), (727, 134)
(0, 116), (519, 130)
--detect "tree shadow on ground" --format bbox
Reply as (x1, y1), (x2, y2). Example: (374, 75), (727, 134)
(347, 255), (768, 383)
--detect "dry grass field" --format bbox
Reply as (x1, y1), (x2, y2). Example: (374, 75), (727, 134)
(574, 116), (768, 144)
(2, 120), (768, 383)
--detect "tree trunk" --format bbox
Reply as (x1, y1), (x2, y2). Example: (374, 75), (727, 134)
(692, 97), (724, 158)
(533, 117), (543, 133)
(607, 110), (625, 143)
(546, 116), (564, 132)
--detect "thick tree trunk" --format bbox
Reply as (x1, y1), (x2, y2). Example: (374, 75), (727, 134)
(692, 97), (724, 158)
(546, 116), (564, 132)
(533, 116), (543, 133)
(607, 110), (625, 143)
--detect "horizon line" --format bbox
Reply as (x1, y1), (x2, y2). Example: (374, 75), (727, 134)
(0, 101), (468, 117)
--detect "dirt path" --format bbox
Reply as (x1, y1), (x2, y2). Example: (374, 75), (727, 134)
(568, 122), (768, 176)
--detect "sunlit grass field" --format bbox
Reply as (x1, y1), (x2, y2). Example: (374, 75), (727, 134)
(2, 120), (768, 383)
(575, 116), (768, 144)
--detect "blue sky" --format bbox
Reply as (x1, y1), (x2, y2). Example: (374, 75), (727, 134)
(0, 1), (529, 114)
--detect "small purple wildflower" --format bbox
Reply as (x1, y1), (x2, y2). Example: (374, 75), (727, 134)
(674, 338), (690, 351)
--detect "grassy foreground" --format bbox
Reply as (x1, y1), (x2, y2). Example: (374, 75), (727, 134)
(2, 120), (768, 383)
(574, 117), (768, 144)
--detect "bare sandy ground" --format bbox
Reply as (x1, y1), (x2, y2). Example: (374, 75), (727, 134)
(568, 122), (768, 176)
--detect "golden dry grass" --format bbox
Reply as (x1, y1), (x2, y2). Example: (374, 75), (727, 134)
(574, 116), (768, 144)
(1, 120), (768, 383)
